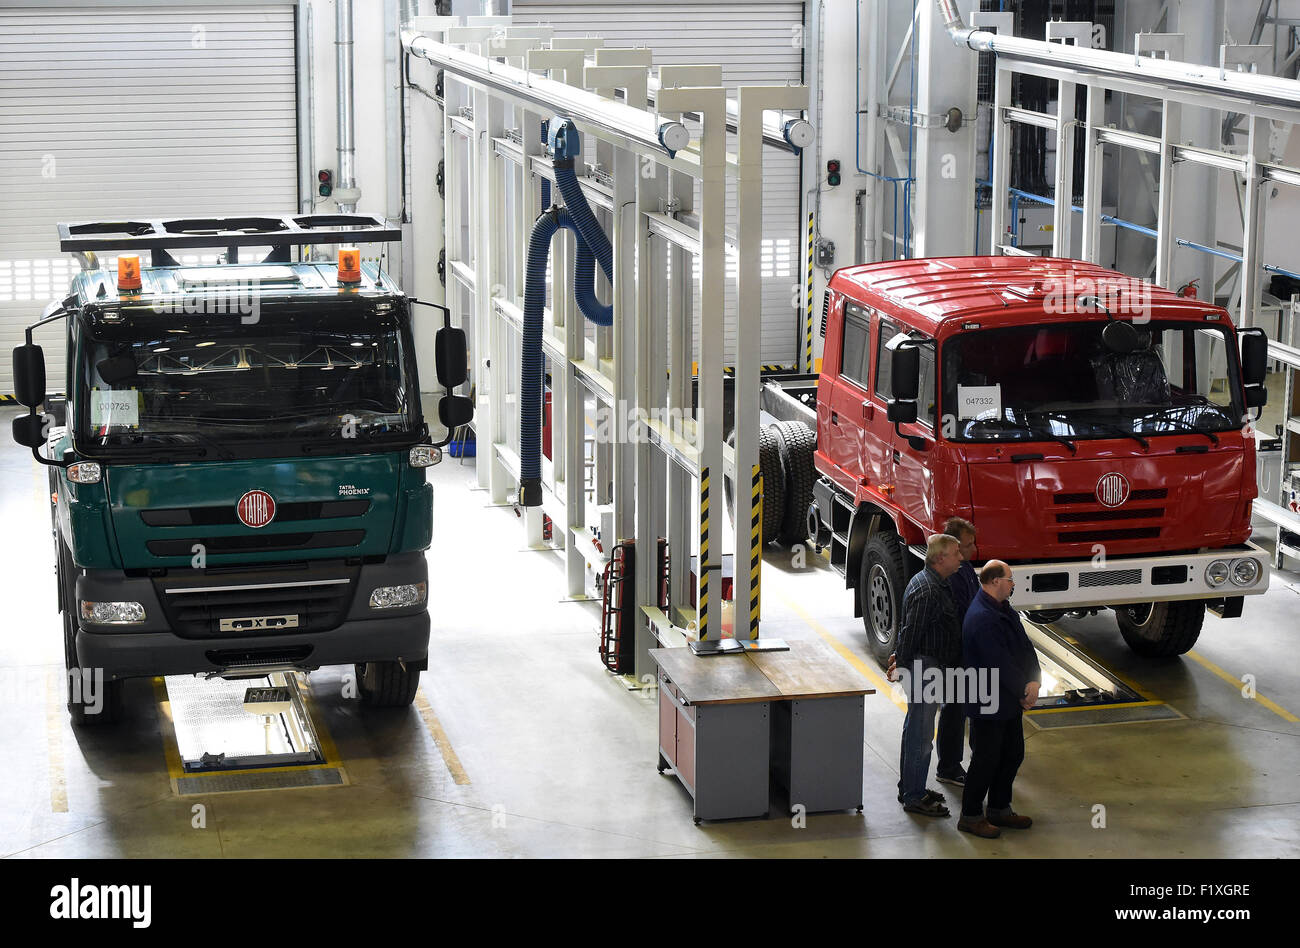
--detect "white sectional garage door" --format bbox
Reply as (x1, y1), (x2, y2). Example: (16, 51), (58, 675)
(0, 3), (299, 394)
(512, 0), (805, 367)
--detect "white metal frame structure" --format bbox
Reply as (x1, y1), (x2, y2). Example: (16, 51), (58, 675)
(934, 0), (1300, 562)
(402, 17), (810, 679)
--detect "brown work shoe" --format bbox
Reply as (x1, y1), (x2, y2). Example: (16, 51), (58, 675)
(987, 810), (1033, 829)
(957, 816), (1001, 838)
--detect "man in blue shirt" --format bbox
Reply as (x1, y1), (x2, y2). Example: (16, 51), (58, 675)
(936, 516), (979, 788)
(958, 560), (1041, 839)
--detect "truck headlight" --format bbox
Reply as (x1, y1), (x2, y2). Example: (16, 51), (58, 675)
(80, 601), (145, 624)
(409, 445), (441, 468)
(1230, 557), (1261, 587)
(67, 462), (102, 484)
(1204, 560), (1230, 587)
(369, 582), (427, 609)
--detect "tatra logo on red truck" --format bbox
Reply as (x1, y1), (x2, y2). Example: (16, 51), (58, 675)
(1096, 473), (1131, 508)
(237, 490), (276, 528)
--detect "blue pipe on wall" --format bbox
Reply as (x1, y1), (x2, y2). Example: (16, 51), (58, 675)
(519, 119), (614, 507)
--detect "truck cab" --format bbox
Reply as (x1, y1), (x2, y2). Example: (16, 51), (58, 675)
(809, 256), (1271, 663)
(10, 215), (472, 723)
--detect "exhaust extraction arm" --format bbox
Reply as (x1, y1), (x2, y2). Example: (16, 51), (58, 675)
(518, 118), (614, 507)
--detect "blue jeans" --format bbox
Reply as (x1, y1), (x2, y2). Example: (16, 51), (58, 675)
(897, 656), (944, 804)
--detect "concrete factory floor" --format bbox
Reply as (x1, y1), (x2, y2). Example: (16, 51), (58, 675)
(2, 407), (1299, 858)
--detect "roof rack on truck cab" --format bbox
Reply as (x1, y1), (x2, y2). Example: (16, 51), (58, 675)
(57, 214), (400, 268)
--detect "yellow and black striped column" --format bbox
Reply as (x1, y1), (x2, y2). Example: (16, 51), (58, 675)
(749, 463), (762, 639)
(699, 466), (710, 640)
(804, 212), (816, 373)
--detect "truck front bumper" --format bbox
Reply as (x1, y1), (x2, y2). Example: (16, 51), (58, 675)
(72, 552), (431, 680)
(1006, 543), (1271, 612)
(76, 612), (429, 680)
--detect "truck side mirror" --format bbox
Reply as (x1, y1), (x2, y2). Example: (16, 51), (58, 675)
(1240, 329), (1268, 386)
(12, 344), (46, 408)
(438, 394), (474, 431)
(12, 413), (44, 448)
(1240, 328), (1269, 417)
(886, 335), (920, 400)
(435, 325), (468, 389)
(884, 334), (925, 449)
(886, 399), (918, 424)
(432, 324), (472, 447)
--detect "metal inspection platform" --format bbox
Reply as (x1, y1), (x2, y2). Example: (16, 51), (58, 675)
(158, 672), (347, 795)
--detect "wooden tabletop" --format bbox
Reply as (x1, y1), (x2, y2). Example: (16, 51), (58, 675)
(650, 640), (874, 705)
(747, 639), (875, 700)
(649, 647), (781, 705)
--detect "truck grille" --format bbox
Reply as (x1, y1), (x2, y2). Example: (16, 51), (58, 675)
(153, 565), (358, 639)
(1054, 488), (1167, 505)
(1052, 488), (1166, 544)
(140, 499), (370, 527)
(146, 530), (365, 557)
(1055, 507), (1165, 523)
(1057, 527), (1161, 543)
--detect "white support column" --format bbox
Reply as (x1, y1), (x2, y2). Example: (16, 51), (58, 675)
(478, 89), (510, 505)
(736, 84), (809, 638)
(1240, 115), (1269, 328)
(1155, 98), (1180, 289)
(912, 0), (978, 257)
(1051, 78), (1076, 258)
(1079, 84), (1105, 264)
(659, 84), (727, 641)
(989, 63), (1012, 253)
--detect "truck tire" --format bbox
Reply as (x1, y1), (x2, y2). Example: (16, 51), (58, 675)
(772, 420), (816, 547)
(59, 541), (123, 726)
(356, 661), (421, 707)
(1115, 601), (1205, 657)
(860, 531), (912, 666)
(724, 429), (785, 544)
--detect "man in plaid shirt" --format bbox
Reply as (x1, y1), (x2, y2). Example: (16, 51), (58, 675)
(893, 533), (963, 816)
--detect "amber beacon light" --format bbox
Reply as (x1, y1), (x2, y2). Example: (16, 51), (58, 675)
(337, 246), (362, 284)
(117, 254), (142, 291)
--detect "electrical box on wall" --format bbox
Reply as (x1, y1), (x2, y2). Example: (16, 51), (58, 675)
(815, 238), (835, 268)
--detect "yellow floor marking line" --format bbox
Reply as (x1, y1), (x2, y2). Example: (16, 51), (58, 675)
(1028, 700), (1163, 716)
(153, 677), (187, 784)
(46, 672), (68, 813)
(774, 589), (905, 712)
(416, 688), (471, 785)
(1185, 650), (1300, 724)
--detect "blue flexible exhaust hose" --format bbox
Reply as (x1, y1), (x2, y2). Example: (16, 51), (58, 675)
(519, 206), (612, 506)
(519, 120), (615, 507)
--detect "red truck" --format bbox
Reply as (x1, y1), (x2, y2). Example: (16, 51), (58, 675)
(760, 256), (1271, 664)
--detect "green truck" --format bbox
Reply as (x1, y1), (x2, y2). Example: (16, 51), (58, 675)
(10, 215), (472, 724)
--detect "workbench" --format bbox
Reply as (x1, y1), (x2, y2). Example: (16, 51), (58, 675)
(650, 639), (874, 823)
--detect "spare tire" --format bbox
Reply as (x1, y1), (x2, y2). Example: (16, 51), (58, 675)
(772, 420), (816, 547)
(725, 428), (785, 544)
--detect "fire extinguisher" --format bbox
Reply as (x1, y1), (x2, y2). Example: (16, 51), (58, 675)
(1178, 279), (1199, 299)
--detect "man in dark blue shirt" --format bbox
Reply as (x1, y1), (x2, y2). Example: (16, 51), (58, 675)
(893, 533), (962, 817)
(958, 560), (1042, 839)
(936, 516), (979, 788)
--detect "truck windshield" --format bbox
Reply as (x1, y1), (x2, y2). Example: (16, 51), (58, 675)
(941, 321), (1244, 443)
(73, 301), (420, 459)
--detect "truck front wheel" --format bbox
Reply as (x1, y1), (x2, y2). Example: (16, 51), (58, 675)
(860, 532), (911, 666)
(1115, 600), (1205, 657)
(355, 661), (421, 707)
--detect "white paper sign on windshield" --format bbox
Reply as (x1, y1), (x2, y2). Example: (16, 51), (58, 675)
(90, 389), (140, 428)
(957, 384), (1001, 420)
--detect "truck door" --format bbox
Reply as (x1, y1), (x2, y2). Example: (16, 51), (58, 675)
(823, 300), (872, 491)
(866, 314), (903, 491)
(889, 333), (938, 529)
